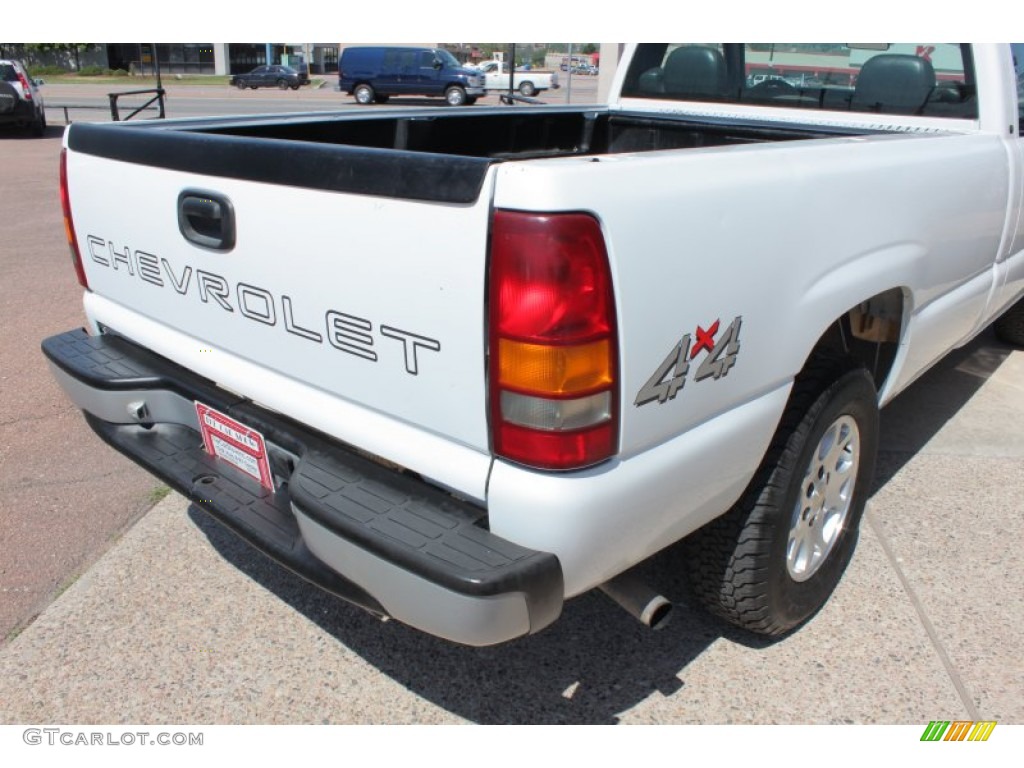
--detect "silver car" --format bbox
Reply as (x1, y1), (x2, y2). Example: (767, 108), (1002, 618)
(0, 59), (45, 137)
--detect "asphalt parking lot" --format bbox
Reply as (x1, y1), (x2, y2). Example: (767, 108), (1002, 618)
(0, 92), (1022, 726)
(0, 125), (157, 644)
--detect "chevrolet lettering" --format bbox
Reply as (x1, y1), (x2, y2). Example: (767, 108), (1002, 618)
(84, 236), (441, 375)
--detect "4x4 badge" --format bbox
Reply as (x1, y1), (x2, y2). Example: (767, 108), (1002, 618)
(634, 316), (742, 406)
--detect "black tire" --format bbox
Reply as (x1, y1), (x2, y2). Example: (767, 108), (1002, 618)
(235, 79), (247, 89)
(277, 79), (289, 90)
(373, 94), (390, 104)
(518, 81), (536, 97)
(994, 297), (1024, 346)
(30, 110), (45, 137)
(444, 85), (467, 106)
(685, 357), (879, 636)
(354, 83), (375, 105)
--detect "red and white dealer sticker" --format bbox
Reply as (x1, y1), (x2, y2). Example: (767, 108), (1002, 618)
(194, 402), (273, 490)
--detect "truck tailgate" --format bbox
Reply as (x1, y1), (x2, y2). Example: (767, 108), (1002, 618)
(64, 125), (496, 472)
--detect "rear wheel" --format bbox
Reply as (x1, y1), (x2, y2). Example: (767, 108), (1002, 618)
(30, 110), (45, 137)
(685, 358), (879, 636)
(444, 85), (467, 106)
(235, 78), (247, 89)
(994, 298), (1024, 346)
(277, 79), (289, 90)
(518, 81), (536, 97)
(354, 83), (375, 105)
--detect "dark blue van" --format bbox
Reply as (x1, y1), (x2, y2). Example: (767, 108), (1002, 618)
(339, 46), (485, 106)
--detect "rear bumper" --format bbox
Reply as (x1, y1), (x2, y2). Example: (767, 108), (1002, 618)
(42, 328), (563, 646)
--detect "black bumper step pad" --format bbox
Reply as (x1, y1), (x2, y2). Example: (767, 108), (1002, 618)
(45, 329), (563, 631)
(42, 329), (239, 413)
(84, 413), (388, 617)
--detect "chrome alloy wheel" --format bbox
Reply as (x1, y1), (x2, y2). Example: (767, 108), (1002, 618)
(786, 415), (860, 582)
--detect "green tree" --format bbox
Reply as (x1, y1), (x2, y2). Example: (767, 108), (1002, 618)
(24, 43), (97, 71)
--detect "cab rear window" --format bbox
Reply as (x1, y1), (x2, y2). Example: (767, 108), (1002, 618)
(621, 43), (977, 120)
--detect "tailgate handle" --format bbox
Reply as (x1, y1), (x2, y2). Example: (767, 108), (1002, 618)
(178, 190), (235, 251)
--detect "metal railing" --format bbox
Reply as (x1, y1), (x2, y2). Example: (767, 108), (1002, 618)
(49, 88), (166, 124)
(109, 88), (165, 121)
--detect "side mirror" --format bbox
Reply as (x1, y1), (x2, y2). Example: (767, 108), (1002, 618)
(433, 60), (443, 70)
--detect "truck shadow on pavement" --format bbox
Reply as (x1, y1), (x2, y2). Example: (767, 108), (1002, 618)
(871, 326), (1016, 492)
(0, 124), (62, 140)
(188, 506), (757, 724)
(188, 329), (1015, 724)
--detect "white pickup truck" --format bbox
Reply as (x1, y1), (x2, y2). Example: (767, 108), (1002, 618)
(46, 43), (1024, 646)
(475, 59), (559, 96)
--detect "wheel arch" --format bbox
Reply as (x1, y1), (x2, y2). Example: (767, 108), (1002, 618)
(800, 286), (910, 399)
(785, 242), (927, 403)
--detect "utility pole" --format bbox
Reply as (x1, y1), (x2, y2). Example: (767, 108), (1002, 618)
(566, 42), (573, 104)
(153, 43), (162, 91)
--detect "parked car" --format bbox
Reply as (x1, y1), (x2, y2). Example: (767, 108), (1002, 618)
(338, 46), (485, 106)
(0, 59), (45, 136)
(475, 59), (558, 96)
(231, 65), (309, 91)
(560, 55), (592, 71)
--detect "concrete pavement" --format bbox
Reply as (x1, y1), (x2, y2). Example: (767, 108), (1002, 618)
(0, 331), (1020, 724)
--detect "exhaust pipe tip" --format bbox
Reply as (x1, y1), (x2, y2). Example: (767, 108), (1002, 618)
(599, 572), (673, 630)
(639, 594), (673, 630)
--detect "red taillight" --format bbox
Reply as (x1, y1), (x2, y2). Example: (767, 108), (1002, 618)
(59, 149), (88, 289)
(488, 210), (618, 470)
(17, 71), (32, 100)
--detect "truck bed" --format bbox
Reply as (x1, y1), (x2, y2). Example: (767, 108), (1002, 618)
(198, 107), (846, 155)
(68, 107), (848, 204)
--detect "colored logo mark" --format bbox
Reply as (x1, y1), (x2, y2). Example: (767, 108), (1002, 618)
(920, 720), (997, 742)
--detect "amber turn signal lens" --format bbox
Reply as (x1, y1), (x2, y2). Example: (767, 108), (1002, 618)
(497, 339), (612, 396)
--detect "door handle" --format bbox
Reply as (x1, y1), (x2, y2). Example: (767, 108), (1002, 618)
(178, 189), (235, 251)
